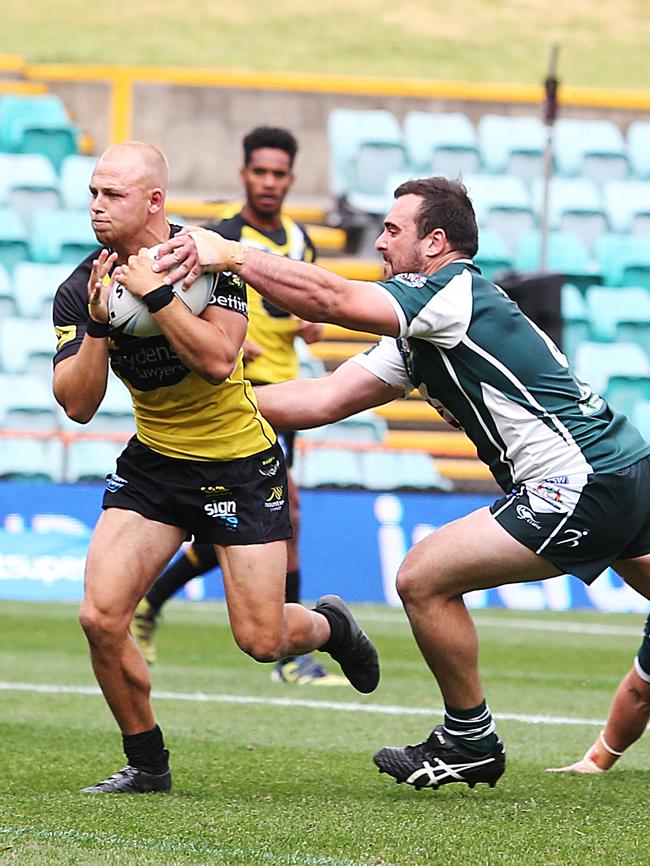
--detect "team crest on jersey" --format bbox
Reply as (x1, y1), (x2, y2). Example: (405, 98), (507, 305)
(394, 273), (427, 288)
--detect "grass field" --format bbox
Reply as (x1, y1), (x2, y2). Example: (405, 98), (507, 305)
(3, 1), (650, 88)
(1, 599), (648, 865)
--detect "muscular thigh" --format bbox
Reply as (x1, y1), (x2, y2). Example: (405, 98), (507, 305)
(85, 509), (184, 617)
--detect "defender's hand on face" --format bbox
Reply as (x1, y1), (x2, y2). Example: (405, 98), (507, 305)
(114, 248), (166, 298)
(87, 249), (117, 323)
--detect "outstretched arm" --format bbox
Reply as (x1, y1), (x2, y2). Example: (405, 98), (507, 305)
(154, 230), (401, 338)
(254, 358), (403, 431)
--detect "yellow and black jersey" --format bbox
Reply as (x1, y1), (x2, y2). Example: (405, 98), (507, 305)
(52, 225), (275, 462)
(207, 212), (316, 384)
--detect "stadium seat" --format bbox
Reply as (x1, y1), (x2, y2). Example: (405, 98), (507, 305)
(0, 153), (60, 229)
(295, 337), (326, 378)
(531, 176), (607, 252)
(602, 179), (650, 235)
(0, 263), (16, 316)
(0, 317), (55, 374)
(327, 108), (408, 214)
(12, 262), (72, 318)
(403, 111), (481, 178)
(514, 229), (601, 291)
(561, 283), (591, 364)
(0, 436), (63, 482)
(595, 233), (650, 289)
(463, 174), (535, 253)
(477, 114), (546, 183)
(553, 118), (629, 184)
(360, 449), (453, 492)
(475, 228), (513, 281)
(57, 376), (134, 434)
(59, 154), (96, 210)
(298, 447), (365, 488)
(0, 207), (29, 273)
(632, 399), (650, 440)
(0, 373), (57, 430)
(626, 121), (650, 180)
(573, 340), (650, 396)
(585, 286), (650, 345)
(0, 94), (79, 171)
(29, 209), (98, 264)
(64, 438), (124, 482)
(606, 374), (650, 418)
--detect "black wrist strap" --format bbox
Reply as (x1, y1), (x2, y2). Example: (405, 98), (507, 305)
(142, 285), (175, 313)
(86, 318), (109, 338)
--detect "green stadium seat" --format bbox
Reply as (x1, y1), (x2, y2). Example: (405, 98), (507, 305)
(59, 154), (96, 210)
(1, 153), (61, 230)
(561, 283), (591, 364)
(301, 410), (387, 444)
(463, 173), (535, 253)
(514, 229), (601, 291)
(627, 121), (650, 180)
(0, 317), (55, 374)
(0, 94), (79, 171)
(602, 179), (650, 235)
(29, 209), (98, 264)
(360, 449), (453, 492)
(632, 399), (650, 440)
(531, 176), (607, 253)
(595, 233), (650, 289)
(573, 340), (650, 396)
(475, 228), (513, 281)
(65, 439), (125, 482)
(298, 447), (365, 488)
(0, 263), (16, 316)
(0, 207), (29, 273)
(0, 436), (63, 482)
(585, 286), (650, 345)
(553, 118), (629, 184)
(404, 111), (481, 178)
(478, 114), (546, 183)
(0, 373), (57, 430)
(13, 262), (72, 318)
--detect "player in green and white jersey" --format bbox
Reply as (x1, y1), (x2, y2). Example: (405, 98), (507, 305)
(151, 176), (650, 791)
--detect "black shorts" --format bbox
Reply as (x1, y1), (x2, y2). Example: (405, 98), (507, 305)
(491, 456), (650, 584)
(102, 437), (292, 546)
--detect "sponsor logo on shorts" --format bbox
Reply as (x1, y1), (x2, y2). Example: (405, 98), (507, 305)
(199, 485), (231, 497)
(259, 457), (280, 477)
(394, 272), (427, 288)
(515, 504), (542, 530)
(555, 528), (589, 548)
(204, 499), (239, 529)
(264, 486), (285, 510)
(105, 473), (128, 493)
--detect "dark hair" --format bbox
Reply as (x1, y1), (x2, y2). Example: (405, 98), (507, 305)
(394, 177), (479, 258)
(242, 127), (298, 167)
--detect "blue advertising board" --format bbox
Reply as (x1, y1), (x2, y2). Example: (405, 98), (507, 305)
(0, 480), (647, 613)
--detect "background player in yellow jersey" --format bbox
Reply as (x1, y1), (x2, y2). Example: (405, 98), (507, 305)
(52, 141), (378, 794)
(132, 127), (345, 685)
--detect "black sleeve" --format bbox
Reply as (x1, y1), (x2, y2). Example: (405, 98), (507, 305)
(204, 215), (243, 242)
(205, 270), (248, 319)
(52, 257), (94, 365)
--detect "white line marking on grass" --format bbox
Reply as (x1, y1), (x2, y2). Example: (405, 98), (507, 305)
(0, 681), (605, 728)
(0, 827), (370, 866)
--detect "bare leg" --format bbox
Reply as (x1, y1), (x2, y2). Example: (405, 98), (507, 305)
(395, 507), (562, 709)
(80, 509), (184, 733)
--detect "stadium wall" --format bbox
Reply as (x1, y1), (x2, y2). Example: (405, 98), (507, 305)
(0, 480), (647, 614)
(23, 63), (650, 199)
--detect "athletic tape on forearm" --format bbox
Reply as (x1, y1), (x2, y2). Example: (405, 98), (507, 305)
(188, 228), (247, 274)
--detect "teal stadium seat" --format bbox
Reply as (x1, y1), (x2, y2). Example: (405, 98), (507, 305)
(0, 153), (60, 229)
(0, 94), (79, 171)
(57, 376), (134, 434)
(0, 373), (57, 431)
(65, 439), (124, 482)
(603, 179), (650, 235)
(298, 447), (365, 489)
(514, 229), (602, 291)
(478, 114), (546, 183)
(531, 176), (607, 253)
(0, 264), (16, 316)
(360, 449), (452, 492)
(59, 154), (96, 210)
(300, 409), (388, 444)
(29, 209), (98, 264)
(0, 207), (29, 273)
(295, 336), (326, 378)
(463, 174), (535, 253)
(595, 233), (650, 289)
(0, 437), (63, 482)
(327, 108), (408, 215)
(627, 121), (650, 180)
(0, 317), (55, 375)
(632, 399), (650, 440)
(403, 111), (481, 178)
(561, 283), (590, 364)
(573, 340), (650, 403)
(585, 286), (650, 345)
(13, 262), (72, 318)
(475, 228), (513, 281)
(553, 118), (629, 184)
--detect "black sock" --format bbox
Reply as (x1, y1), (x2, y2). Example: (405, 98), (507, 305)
(122, 725), (169, 774)
(285, 569), (300, 604)
(316, 602), (350, 654)
(147, 543), (219, 610)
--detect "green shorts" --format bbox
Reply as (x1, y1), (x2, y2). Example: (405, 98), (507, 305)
(490, 456), (650, 584)
(102, 437), (292, 546)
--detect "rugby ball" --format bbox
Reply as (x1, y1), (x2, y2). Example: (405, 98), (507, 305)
(108, 244), (217, 338)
